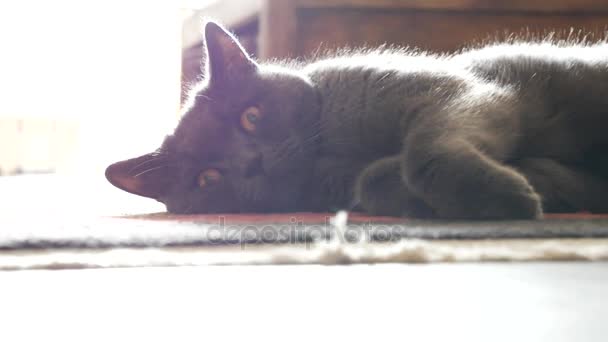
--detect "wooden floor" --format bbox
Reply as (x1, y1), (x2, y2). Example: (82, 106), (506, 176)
(1, 262), (607, 342)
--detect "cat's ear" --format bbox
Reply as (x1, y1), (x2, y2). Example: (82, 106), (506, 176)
(105, 153), (174, 200)
(203, 21), (257, 82)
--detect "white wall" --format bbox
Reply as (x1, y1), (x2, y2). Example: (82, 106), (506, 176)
(0, 2), (183, 175)
(0, 118), (79, 174)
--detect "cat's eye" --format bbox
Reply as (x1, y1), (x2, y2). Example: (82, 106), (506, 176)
(198, 169), (222, 189)
(240, 106), (262, 132)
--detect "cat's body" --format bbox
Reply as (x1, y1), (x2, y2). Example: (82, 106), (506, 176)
(302, 43), (608, 217)
(106, 22), (608, 219)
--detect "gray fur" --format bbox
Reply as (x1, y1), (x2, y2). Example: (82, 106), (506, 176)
(105, 22), (608, 219)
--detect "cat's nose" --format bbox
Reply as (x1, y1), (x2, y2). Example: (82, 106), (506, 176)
(243, 154), (264, 178)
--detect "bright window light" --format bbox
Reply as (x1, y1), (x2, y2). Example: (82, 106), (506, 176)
(0, 1), (185, 175)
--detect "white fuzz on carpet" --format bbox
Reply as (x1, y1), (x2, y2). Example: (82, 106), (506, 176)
(1, 211), (607, 270)
(1, 238), (608, 270)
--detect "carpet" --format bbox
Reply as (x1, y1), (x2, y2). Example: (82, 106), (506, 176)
(2, 212), (608, 250)
(2, 174), (608, 269)
(2, 211), (608, 270)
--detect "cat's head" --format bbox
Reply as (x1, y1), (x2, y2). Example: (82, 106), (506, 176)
(106, 22), (321, 213)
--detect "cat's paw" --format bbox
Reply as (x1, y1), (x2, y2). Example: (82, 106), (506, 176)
(433, 172), (543, 220)
(355, 157), (435, 218)
(472, 188), (542, 220)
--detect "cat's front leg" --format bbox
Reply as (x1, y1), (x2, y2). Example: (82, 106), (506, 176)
(311, 156), (370, 211)
(355, 155), (435, 218)
(513, 158), (608, 213)
(401, 134), (542, 220)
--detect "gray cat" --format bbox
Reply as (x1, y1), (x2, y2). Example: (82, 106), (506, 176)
(106, 22), (608, 219)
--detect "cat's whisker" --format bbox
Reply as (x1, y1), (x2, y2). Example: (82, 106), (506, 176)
(266, 118), (347, 172)
(271, 124), (327, 161)
(196, 93), (216, 102)
(132, 164), (172, 178)
(268, 136), (359, 173)
(268, 141), (308, 171)
(270, 138), (298, 162)
(128, 156), (170, 174)
(267, 144), (299, 171)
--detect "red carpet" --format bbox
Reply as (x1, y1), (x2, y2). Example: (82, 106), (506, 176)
(121, 212), (608, 224)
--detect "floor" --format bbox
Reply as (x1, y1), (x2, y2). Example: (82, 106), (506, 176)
(1, 262), (607, 342)
(2, 175), (608, 341)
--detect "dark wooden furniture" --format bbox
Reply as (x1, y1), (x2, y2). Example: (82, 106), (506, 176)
(181, 0), (608, 100)
(259, 0), (608, 59)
